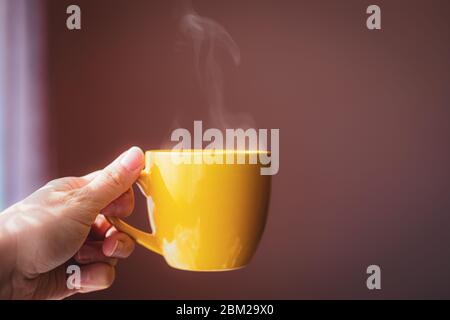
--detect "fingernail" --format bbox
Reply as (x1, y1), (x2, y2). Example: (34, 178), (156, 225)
(109, 240), (124, 257)
(106, 240), (119, 257)
(120, 146), (143, 172)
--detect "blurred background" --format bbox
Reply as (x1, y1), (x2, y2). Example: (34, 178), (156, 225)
(1, 0), (450, 299)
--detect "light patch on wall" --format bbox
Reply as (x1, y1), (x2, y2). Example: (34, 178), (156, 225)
(0, 0), (49, 208)
(0, 0), (7, 209)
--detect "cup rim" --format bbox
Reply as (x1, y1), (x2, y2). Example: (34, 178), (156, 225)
(147, 149), (270, 155)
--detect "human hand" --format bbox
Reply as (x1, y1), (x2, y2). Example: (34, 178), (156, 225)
(0, 146), (144, 299)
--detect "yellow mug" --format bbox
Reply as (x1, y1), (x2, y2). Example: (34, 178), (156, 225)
(107, 149), (271, 271)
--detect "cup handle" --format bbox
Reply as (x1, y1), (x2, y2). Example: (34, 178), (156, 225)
(105, 170), (162, 255)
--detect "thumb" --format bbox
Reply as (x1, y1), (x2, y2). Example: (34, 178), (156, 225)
(81, 146), (144, 211)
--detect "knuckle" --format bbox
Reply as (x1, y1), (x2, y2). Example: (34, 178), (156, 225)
(71, 187), (91, 205)
(104, 169), (124, 189)
(63, 189), (83, 207)
(45, 178), (62, 187)
(69, 187), (99, 213)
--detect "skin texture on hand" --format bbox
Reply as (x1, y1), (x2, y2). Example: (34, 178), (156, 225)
(0, 147), (144, 299)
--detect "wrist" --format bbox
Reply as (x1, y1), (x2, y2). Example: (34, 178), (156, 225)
(0, 206), (19, 298)
(0, 204), (40, 299)
(0, 204), (48, 299)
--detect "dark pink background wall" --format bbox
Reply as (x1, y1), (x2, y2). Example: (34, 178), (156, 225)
(45, 0), (450, 299)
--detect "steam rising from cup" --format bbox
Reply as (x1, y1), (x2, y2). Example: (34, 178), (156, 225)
(167, 1), (280, 175)
(178, 1), (254, 129)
